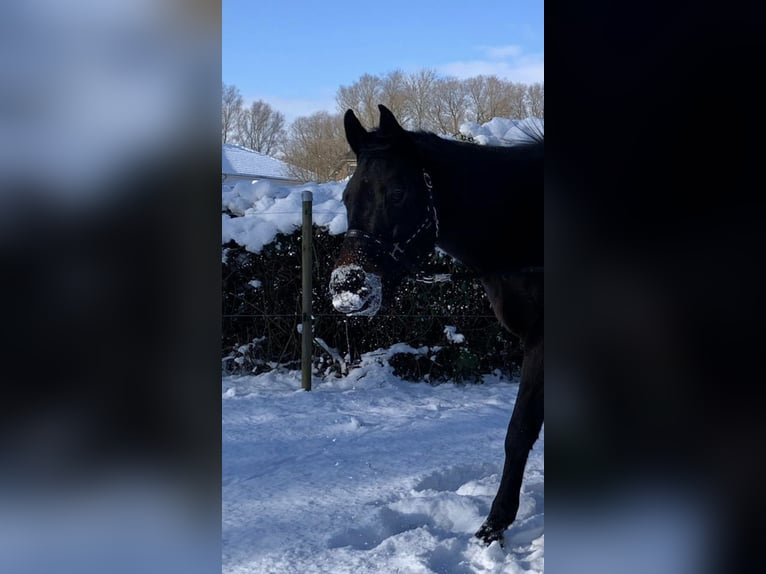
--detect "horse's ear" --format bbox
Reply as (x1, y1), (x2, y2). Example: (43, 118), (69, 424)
(378, 104), (405, 135)
(344, 109), (367, 155)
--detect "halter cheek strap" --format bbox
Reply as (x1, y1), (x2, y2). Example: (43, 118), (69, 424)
(345, 169), (439, 268)
(422, 170), (439, 239)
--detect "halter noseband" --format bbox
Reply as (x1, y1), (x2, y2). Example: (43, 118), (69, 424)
(345, 169), (439, 270)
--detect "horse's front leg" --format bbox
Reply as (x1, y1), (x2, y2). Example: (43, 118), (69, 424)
(476, 338), (543, 546)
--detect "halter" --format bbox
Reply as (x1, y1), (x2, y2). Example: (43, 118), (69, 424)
(345, 169), (439, 270)
(415, 266), (544, 284)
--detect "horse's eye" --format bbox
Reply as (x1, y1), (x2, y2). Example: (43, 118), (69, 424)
(390, 188), (405, 202)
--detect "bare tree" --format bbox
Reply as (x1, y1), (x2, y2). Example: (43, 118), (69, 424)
(526, 82), (544, 119)
(336, 73), (382, 129)
(483, 76), (515, 120)
(282, 71), (544, 185)
(404, 69), (439, 130)
(236, 100), (286, 156)
(379, 70), (410, 126)
(222, 82), (243, 143)
(283, 111), (348, 182)
(505, 81), (529, 119)
(465, 76), (489, 123)
(465, 75), (531, 122)
(333, 69), (543, 135)
(431, 76), (469, 135)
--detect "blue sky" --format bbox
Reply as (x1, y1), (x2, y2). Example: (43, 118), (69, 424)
(223, 0), (543, 122)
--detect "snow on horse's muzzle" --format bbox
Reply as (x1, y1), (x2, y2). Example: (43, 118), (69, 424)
(329, 264), (382, 316)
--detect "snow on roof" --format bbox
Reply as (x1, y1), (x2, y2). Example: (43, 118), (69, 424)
(222, 143), (295, 180)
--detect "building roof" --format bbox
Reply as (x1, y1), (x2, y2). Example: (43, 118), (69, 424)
(222, 143), (295, 181)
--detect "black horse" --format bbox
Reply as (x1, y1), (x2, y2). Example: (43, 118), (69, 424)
(329, 105), (543, 546)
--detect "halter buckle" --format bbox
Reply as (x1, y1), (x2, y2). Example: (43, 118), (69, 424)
(390, 242), (405, 261)
(423, 171), (433, 190)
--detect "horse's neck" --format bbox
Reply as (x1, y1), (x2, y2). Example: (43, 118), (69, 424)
(425, 142), (542, 273)
(435, 198), (500, 272)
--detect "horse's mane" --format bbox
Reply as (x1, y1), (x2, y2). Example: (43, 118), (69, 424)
(409, 129), (542, 168)
(361, 125), (543, 164)
(503, 118), (544, 144)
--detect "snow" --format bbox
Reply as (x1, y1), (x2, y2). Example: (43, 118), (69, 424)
(458, 118), (544, 147)
(222, 348), (544, 574)
(222, 179), (347, 253)
(222, 143), (297, 181)
(444, 325), (466, 344)
(222, 117), (545, 572)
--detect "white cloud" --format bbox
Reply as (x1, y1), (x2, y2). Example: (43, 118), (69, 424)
(482, 44), (524, 59)
(439, 45), (544, 84)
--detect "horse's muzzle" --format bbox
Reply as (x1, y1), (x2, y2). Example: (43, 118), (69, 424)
(329, 264), (382, 316)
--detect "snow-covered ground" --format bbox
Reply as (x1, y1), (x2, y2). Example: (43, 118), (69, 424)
(222, 347), (544, 574)
(222, 117), (545, 572)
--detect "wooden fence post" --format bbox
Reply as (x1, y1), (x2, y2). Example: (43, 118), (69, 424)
(301, 190), (313, 391)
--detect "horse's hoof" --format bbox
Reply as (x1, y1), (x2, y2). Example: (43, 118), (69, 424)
(475, 521), (506, 547)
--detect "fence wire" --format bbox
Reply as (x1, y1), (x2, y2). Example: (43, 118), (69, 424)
(222, 208), (522, 379)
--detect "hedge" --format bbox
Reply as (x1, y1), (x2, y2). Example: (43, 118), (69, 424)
(222, 226), (522, 382)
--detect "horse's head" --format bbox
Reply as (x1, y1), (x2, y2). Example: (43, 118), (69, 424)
(329, 105), (438, 316)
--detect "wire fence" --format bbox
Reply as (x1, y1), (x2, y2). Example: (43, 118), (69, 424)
(223, 313), (499, 318)
(222, 203), (522, 381)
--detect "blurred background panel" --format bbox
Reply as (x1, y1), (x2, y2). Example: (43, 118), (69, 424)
(0, 2), (221, 573)
(547, 3), (766, 574)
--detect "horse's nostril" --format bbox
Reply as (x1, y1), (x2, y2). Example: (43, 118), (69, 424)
(330, 265), (367, 293)
(342, 269), (362, 287)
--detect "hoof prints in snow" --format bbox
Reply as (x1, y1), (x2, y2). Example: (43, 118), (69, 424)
(327, 507), (431, 550)
(505, 479), (544, 549)
(415, 463), (500, 494)
(428, 539), (473, 574)
(325, 464), (544, 574)
(506, 513), (545, 549)
(328, 464), (512, 551)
